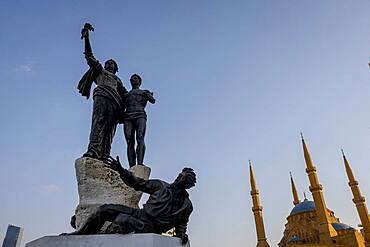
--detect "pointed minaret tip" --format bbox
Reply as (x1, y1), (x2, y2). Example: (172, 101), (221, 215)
(342, 149), (349, 166)
(300, 132), (306, 149)
(290, 172), (300, 205)
(249, 160), (253, 177)
(342, 150), (356, 183)
(300, 133), (305, 147)
(301, 134), (314, 169)
(341, 149), (349, 168)
(249, 160), (257, 192)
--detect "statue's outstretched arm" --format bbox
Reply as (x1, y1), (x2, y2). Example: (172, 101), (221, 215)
(144, 90), (156, 104)
(120, 170), (163, 194)
(104, 156), (161, 193)
(81, 23), (97, 67)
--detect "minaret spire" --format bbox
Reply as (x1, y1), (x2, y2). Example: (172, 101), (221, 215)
(290, 172), (300, 206)
(300, 135), (337, 244)
(250, 160), (257, 192)
(342, 150), (370, 247)
(249, 161), (270, 247)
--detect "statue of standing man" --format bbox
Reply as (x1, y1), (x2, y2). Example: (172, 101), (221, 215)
(123, 74), (155, 167)
(77, 23), (127, 160)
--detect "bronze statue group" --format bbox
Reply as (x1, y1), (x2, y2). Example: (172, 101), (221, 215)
(78, 23), (154, 167)
(67, 23), (195, 246)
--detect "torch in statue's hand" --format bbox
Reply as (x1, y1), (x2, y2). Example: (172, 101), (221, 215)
(81, 23), (94, 40)
(104, 155), (125, 174)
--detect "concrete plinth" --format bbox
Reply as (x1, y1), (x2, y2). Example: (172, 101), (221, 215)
(74, 157), (151, 229)
(25, 233), (190, 247)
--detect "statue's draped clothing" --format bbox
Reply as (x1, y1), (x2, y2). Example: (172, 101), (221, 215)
(77, 59), (127, 159)
(78, 60), (125, 109)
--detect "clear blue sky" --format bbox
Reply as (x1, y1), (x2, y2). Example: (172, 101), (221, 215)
(1, 1), (370, 246)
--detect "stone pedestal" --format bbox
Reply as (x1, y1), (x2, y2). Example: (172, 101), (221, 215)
(25, 234), (190, 247)
(74, 157), (151, 229)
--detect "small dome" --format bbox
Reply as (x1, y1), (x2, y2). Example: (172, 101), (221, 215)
(332, 222), (354, 231)
(288, 235), (302, 243)
(290, 200), (315, 216)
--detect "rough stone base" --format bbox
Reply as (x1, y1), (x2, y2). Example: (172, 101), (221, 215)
(74, 157), (151, 229)
(25, 233), (190, 247)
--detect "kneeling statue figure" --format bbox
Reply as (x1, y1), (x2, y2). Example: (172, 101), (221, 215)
(68, 156), (196, 245)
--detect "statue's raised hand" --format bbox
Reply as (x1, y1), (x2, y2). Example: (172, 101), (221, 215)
(81, 23), (94, 40)
(104, 156), (124, 174)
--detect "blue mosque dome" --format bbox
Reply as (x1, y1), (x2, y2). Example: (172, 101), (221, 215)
(332, 222), (354, 231)
(290, 200), (316, 216)
(289, 201), (354, 231)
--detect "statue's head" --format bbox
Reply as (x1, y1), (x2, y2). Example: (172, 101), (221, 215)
(130, 74), (142, 89)
(105, 59), (118, 74)
(174, 168), (196, 190)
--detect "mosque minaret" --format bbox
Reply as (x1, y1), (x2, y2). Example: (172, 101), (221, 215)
(250, 136), (370, 247)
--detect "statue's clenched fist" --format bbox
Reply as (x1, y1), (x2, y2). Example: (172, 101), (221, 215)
(81, 23), (94, 40)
